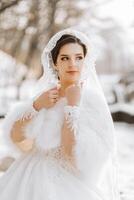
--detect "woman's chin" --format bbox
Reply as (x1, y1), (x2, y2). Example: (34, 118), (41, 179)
(66, 78), (80, 85)
(60, 74), (80, 85)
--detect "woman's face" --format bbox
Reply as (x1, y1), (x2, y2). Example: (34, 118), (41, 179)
(55, 43), (85, 85)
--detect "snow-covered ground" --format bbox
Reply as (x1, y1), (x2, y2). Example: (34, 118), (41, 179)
(115, 122), (134, 199)
(0, 120), (134, 199)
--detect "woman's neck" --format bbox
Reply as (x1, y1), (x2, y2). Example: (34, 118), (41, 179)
(58, 80), (76, 97)
(59, 84), (67, 97)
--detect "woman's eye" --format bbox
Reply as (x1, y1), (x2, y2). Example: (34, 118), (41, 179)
(61, 57), (69, 61)
(76, 56), (83, 60)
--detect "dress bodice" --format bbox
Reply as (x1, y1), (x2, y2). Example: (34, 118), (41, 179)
(24, 93), (111, 186)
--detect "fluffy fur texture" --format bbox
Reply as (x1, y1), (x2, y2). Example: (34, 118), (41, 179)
(2, 83), (120, 199)
(2, 100), (38, 155)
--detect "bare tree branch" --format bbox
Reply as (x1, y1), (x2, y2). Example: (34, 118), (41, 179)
(0, 0), (20, 13)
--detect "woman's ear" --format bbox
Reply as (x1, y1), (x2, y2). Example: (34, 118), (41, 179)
(57, 81), (61, 89)
(52, 62), (58, 71)
(54, 65), (59, 71)
(54, 67), (58, 72)
(53, 63), (60, 80)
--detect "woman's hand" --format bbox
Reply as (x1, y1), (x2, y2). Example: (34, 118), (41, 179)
(33, 86), (59, 110)
(65, 84), (82, 106)
(16, 139), (35, 152)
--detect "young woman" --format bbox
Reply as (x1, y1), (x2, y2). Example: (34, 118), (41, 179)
(0, 29), (120, 200)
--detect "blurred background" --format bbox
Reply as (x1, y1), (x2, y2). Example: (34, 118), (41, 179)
(0, 0), (134, 199)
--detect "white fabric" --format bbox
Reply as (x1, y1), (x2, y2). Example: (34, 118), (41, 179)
(0, 28), (120, 200)
(2, 100), (38, 156)
(33, 28), (97, 98)
(64, 105), (80, 137)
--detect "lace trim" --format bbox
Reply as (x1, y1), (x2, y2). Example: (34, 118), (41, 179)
(39, 28), (97, 91)
(64, 105), (80, 137)
(32, 145), (81, 177)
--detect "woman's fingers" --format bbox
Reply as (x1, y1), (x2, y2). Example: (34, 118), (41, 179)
(48, 92), (59, 98)
(50, 88), (59, 94)
(48, 92), (58, 98)
(51, 90), (58, 94)
(48, 90), (59, 104)
(50, 86), (57, 91)
(50, 97), (59, 103)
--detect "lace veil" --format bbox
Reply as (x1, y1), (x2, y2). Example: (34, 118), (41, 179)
(27, 28), (120, 199)
(31, 28), (120, 199)
(33, 28), (100, 97)
(34, 27), (116, 153)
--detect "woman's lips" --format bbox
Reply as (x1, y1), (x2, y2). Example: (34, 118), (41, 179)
(66, 71), (78, 73)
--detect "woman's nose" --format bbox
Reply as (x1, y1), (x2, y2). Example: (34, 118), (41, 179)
(68, 58), (77, 68)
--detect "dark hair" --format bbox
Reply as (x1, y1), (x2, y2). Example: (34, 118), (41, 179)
(51, 34), (87, 64)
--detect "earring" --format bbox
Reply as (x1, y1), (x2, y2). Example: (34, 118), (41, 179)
(55, 69), (60, 80)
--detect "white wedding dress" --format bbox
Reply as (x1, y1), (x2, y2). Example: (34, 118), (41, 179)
(0, 84), (118, 200)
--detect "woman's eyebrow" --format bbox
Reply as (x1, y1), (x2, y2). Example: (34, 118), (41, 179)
(60, 53), (83, 57)
(75, 53), (83, 56)
(60, 54), (68, 57)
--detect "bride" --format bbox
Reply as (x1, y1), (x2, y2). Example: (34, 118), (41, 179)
(0, 28), (120, 200)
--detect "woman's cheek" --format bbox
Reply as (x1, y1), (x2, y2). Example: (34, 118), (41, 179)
(59, 68), (66, 78)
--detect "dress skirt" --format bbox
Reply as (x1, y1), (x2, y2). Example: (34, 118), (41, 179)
(0, 148), (105, 200)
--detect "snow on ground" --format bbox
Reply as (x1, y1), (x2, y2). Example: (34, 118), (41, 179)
(0, 120), (134, 199)
(114, 122), (134, 199)
(110, 103), (134, 115)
